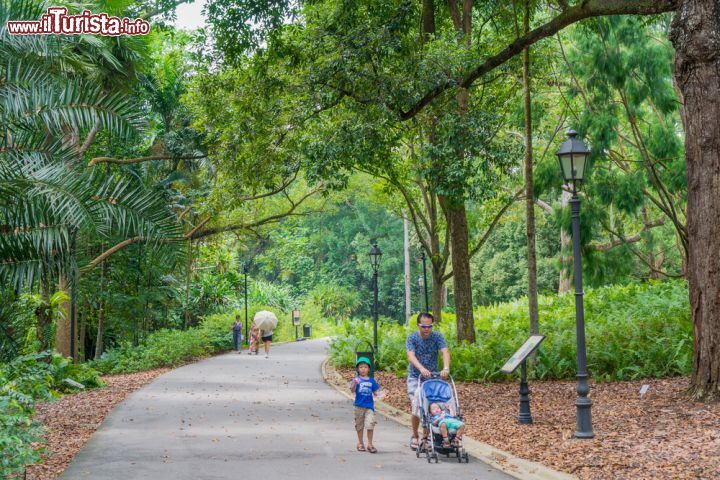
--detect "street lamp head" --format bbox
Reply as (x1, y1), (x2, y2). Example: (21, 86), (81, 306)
(556, 129), (590, 189)
(369, 244), (382, 272)
(418, 275), (424, 287)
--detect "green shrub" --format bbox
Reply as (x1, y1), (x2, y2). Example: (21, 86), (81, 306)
(0, 395), (44, 479)
(330, 280), (692, 382)
(90, 308), (337, 375)
(0, 351), (102, 477)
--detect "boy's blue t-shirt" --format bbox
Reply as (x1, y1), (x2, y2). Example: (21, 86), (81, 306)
(353, 377), (380, 410)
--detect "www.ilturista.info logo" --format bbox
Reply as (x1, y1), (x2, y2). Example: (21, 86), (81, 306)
(7, 7), (150, 36)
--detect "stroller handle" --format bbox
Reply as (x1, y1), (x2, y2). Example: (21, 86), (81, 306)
(421, 371), (453, 381)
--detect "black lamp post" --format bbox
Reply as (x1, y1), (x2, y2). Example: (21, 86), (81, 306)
(243, 263), (249, 345)
(419, 251), (429, 312)
(369, 244), (382, 352)
(556, 129), (594, 439)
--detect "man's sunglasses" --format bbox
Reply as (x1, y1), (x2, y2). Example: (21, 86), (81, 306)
(419, 325), (433, 329)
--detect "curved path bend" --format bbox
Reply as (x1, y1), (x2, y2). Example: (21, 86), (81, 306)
(61, 339), (512, 479)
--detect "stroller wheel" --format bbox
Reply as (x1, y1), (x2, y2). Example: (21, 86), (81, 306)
(464, 452), (470, 463)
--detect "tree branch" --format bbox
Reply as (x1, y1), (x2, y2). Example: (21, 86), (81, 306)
(399, 0), (677, 120)
(88, 154), (208, 167)
(535, 198), (553, 214)
(468, 189), (523, 259)
(592, 218), (666, 251)
(81, 187), (323, 273)
(239, 169), (300, 202)
(78, 118), (102, 157)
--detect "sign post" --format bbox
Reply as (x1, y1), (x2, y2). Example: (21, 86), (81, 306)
(500, 335), (546, 424)
(292, 309), (301, 340)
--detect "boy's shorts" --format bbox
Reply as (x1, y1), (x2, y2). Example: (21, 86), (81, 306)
(439, 418), (464, 431)
(354, 406), (376, 431)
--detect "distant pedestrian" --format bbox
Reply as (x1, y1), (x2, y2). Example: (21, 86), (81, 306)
(260, 327), (273, 358)
(249, 324), (260, 354)
(231, 316), (243, 353)
(350, 356), (381, 454)
(406, 312), (450, 451)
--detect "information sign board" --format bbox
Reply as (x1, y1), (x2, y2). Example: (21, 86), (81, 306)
(500, 335), (546, 374)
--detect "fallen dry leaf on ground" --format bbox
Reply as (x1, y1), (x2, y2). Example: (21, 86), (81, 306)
(338, 368), (720, 480)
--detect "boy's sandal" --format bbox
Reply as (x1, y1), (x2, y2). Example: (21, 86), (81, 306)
(357, 444), (366, 452)
(367, 446), (377, 454)
(452, 437), (462, 447)
(441, 438), (451, 448)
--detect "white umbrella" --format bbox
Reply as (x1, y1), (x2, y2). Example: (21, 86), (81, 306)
(253, 310), (278, 331)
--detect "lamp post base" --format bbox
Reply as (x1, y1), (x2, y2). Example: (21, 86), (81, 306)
(574, 397), (594, 439)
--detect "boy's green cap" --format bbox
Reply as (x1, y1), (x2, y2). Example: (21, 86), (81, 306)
(356, 356), (372, 367)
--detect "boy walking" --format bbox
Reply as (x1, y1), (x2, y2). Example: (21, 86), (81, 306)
(350, 356), (380, 453)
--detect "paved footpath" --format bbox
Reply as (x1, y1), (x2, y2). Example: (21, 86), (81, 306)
(61, 339), (513, 480)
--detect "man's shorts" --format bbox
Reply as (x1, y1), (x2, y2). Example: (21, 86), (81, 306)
(407, 376), (422, 417)
(354, 406), (376, 431)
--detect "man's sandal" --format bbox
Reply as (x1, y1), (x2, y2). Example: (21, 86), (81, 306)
(357, 444), (366, 452)
(410, 437), (419, 451)
(367, 445), (377, 454)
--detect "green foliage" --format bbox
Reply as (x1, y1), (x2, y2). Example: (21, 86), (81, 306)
(330, 281), (691, 382)
(91, 314), (231, 374)
(0, 351), (103, 477)
(0, 395), (44, 479)
(91, 307), (337, 374)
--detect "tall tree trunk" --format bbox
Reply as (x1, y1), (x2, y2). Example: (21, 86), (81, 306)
(56, 275), (71, 357)
(79, 308), (86, 361)
(431, 261), (444, 322)
(441, 0), (476, 344)
(445, 201), (476, 343)
(184, 240), (193, 329)
(404, 216), (412, 323)
(35, 278), (52, 350)
(559, 190), (573, 293)
(670, 0), (720, 400)
(522, 1), (539, 335)
(94, 254), (108, 360)
(422, 0), (435, 40)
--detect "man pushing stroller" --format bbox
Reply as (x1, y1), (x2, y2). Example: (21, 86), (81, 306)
(406, 312), (451, 451)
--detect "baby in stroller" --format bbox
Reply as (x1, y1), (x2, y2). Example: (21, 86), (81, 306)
(417, 376), (469, 463)
(429, 402), (465, 448)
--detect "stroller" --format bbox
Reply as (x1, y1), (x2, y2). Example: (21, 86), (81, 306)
(416, 374), (470, 463)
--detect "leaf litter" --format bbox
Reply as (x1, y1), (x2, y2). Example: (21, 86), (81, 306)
(338, 368), (720, 480)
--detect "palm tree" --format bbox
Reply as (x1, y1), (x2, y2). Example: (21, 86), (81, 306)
(0, 0), (180, 355)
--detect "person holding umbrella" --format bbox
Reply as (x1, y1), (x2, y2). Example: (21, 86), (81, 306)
(253, 310), (278, 359)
